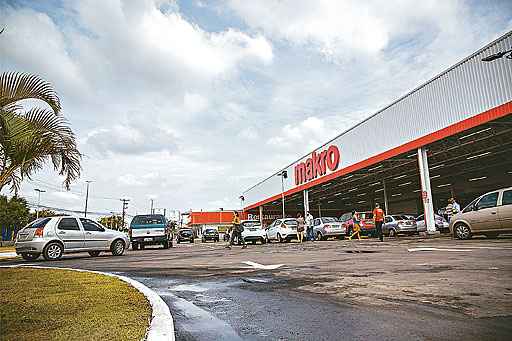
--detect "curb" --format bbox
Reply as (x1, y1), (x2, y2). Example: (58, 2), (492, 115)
(0, 265), (175, 341)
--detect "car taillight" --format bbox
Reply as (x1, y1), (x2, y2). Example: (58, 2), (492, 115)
(34, 227), (44, 238)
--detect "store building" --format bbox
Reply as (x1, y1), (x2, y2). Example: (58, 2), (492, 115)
(242, 31), (512, 233)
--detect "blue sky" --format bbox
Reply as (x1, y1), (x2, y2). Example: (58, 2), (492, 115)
(1, 0), (511, 218)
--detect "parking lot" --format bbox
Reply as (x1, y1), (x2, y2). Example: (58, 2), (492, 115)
(5, 235), (512, 340)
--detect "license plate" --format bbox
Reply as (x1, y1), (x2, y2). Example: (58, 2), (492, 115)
(144, 238), (153, 242)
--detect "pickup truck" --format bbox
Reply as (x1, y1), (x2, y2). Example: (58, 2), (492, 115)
(129, 214), (172, 250)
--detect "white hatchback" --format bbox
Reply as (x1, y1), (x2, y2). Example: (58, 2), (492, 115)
(265, 218), (298, 243)
(241, 220), (266, 244)
(15, 216), (129, 261)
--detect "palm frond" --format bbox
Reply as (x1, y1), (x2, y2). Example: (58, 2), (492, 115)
(0, 72), (61, 114)
(0, 107), (81, 191)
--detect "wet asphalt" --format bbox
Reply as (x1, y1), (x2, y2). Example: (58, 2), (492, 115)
(130, 273), (511, 341)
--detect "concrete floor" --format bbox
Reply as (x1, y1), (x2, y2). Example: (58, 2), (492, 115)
(4, 235), (512, 340)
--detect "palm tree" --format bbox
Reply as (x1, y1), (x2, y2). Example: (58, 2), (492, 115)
(0, 72), (81, 193)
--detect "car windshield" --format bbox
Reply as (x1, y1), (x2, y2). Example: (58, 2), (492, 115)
(322, 217), (338, 223)
(242, 221), (261, 227)
(284, 220), (298, 226)
(132, 215), (164, 225)
(205, 229), (217, 233)
(392, 215), (403, 220)
(180, 229), (192, 234)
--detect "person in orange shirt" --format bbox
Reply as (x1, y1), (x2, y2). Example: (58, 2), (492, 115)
(373, 203), (385, 242)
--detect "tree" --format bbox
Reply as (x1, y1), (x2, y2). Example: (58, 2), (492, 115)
(29, 209), (57, 222)
(0, 195), (30, 240)
(99, 215), (124, 230)
(0, 72), (81, 193)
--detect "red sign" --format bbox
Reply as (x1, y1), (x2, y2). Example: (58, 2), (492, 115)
(294, 145), (340, 185)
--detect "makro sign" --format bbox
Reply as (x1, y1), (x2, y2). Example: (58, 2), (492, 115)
(294, 145), (340, 185)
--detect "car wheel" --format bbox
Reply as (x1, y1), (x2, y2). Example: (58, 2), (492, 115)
(190, 239), (194, 243)
(21, 253), (40, 261)
(132, 243), (139, 251)
(454, 223), (471, 240)
(111, 239), (125, 256)
(43, 242), (63, 261)
(388, 229), (396, 238)
(277, 233), (284, 243)
(88, 251), (101, 257)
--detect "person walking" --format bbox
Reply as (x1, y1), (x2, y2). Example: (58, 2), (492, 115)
(296, 213), (305, 243)
(373, 203), (385, 242)
(445, 198), (454, 223)
(348, 210), (361, 240)
(226, 211), (246, 249)
(306, 211), (314, 241)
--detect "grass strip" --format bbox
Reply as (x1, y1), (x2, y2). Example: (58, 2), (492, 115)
(0, 268), (151, 341)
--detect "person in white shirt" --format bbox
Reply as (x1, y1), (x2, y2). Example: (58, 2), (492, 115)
(305, 211), (314, 241)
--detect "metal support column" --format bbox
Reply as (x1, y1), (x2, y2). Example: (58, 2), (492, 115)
(382, 179), (389, 215)
(259, 206), (264, 228)
(417, 147), (436, 234)
(303, 189), (310, 217)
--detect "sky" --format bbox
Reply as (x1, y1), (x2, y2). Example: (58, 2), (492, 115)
(1, 0), (511, 219)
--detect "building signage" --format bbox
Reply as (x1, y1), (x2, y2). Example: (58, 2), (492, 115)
(294, 145), (340, 185)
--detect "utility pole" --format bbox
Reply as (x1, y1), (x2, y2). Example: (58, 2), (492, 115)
(121, 198), (130, 230)
(150, 199), (154, 214)
(84, 180), (93, 217)
(34, 188), (46, 219)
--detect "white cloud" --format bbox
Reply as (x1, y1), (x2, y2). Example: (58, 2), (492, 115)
(268, 117), (338, 152)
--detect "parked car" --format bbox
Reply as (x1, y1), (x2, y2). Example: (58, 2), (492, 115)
(312, 217), (345, 240)
(416, 214), (449, 233)
(241, 220), (266, 244)
(450, 187), (512, 240)
(265, 218), (298, 243)
(129, 214), (172, 250)
(358, 212), (376, 236)
(383, 215), (417, 237)
(202, 228), (219, 243)
(177, 228), (194, 243)
(15, 216), (129, 261)
(339, 212), (354, 235)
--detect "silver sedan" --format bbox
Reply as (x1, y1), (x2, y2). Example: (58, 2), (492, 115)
(15, 216), (129, 261)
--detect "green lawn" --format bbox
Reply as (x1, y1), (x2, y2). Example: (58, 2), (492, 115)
(0, 268), (151, 341)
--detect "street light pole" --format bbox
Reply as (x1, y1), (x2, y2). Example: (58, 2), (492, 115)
(34, 188), (46, 219)
(150, 199), (154, 214)
(84, 180), (92, 217)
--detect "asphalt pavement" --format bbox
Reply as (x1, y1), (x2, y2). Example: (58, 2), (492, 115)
(3, 235), (512, 340)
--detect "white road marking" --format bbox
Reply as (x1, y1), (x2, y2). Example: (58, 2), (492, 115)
(0, 252), (18, 258)
(423, 245), (512, 250)
(408, 247), (472, 252)
(243, 261), (284, 270)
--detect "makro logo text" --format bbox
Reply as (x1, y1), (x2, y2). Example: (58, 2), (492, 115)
(294, 145), (340, 185)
